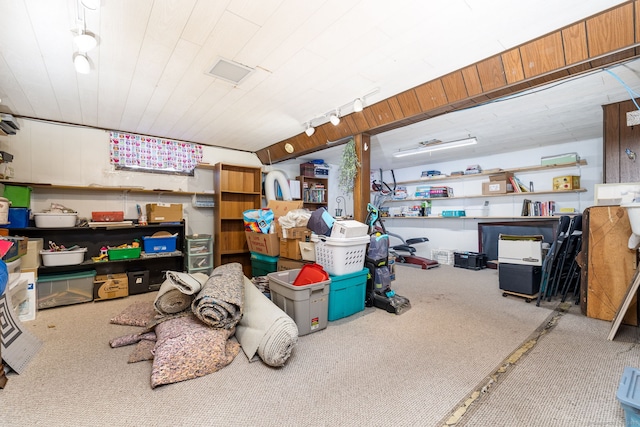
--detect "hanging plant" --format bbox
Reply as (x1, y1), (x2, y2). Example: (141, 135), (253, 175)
(338, 138), (360, 193)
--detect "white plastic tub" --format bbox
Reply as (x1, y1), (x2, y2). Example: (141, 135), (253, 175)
(34, 212), (78, 228)
(40, 247), (87, 266)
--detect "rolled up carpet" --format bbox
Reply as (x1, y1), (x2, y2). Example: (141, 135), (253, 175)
(154, 271), (209, 315)
(235, 276), (298, 367)
(191, 263), (244, 329)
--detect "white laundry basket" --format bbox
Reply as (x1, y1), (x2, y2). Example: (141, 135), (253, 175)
(312, 234), (370, 276)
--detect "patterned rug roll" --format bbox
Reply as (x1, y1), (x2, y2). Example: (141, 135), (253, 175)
(191, 263), (244, 329)
(153, 271), (209, 315)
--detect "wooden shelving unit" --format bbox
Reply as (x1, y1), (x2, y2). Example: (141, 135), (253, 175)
(379, 160), (588, 219)
(213, 163), (262, 277)
(298, 176), (328, 209)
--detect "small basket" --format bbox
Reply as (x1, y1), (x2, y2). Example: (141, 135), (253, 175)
(312, 234), (370, 276)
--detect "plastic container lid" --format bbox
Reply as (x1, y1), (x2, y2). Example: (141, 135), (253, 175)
(617, 366), (640, 409)
(293, 263), (329, 286)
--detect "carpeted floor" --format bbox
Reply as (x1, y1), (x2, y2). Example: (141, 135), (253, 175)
(1, 264), (636, 426)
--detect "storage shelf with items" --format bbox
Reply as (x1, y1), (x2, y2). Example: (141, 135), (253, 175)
(6, 222), (185, 287)
(377, 160), (587, 219)
(298, 176), (328, 208)
(213, 163), (262, 277)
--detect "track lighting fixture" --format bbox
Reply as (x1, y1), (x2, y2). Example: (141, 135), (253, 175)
(301, 88), (378, 136)
(305, 122), (315, 137)
(74, 29), (97, 52)
(329, 110), (341, 126)
(353, 98), (363, 112)
(72, 0), (98, 74)
(74, 53), (91, 74)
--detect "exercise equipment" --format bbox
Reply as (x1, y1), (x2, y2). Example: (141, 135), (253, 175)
(370, 169), (439, 269)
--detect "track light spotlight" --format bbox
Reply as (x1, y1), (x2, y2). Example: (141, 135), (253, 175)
(74, 53), (91, 74)
(353, 98), (363, 112)
(74, 30), (97, 52)
(305, 122), (315, 137)
(329, 110), (341, 126)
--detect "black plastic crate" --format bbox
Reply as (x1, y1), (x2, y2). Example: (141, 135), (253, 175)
(454, 252), (487, 270)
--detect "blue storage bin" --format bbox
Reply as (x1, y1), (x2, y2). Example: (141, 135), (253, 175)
(7, 207), (30, 228)
(617, 366), (640, 426)
(328, 268), (368, 321)
(142, 235), (177, 253)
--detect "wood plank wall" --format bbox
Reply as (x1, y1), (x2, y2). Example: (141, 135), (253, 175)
(256, 1), (640, 165)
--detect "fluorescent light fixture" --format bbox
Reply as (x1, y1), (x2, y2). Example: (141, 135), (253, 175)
(392, 137), (478, 158)
(74, 53), (91, 74)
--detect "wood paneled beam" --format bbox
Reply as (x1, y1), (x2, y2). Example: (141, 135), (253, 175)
(255, 1), (640, 165)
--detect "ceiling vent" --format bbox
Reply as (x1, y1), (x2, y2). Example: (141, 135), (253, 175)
(206, 58), (254, 85)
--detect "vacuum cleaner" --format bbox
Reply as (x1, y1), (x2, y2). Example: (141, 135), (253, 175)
(364, 204), (411, 315)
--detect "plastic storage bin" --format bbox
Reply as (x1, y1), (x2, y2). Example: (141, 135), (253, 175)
(3, 185), (31, 208)
(267, 269), (330, 336)
(328, 268), (368, 321)
(108, 246), (141, 260)
(617, 366), (640, 426)
(36, 270), (96, 309)
(91, 211), (124, 222)
(142, 235), (177, 253)
(251, 252), (278, 277)
(40, 247), (87, 266)
(7, 207), (30, 228)
(33, 212), (78, 228)
(312, 234), (370, 276)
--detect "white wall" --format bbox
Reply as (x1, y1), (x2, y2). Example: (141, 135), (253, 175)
(0, 118), (604, 257)
(0, 118), (262, 236)
(380, 139), (602, 258)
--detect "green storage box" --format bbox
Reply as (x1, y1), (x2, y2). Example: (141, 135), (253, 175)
(108, 246), (141, 260)
(251, 251), (279, 277)
(3, 185), (32, 208)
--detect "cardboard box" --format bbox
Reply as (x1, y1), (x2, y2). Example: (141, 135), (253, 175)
(267, 200), (304, 219)
(277, 257), (309, 271)
(553, 175), (580, 190)
(93, 273), (129, 301)
(146, 203), (183, 223)
(245, 231), (279, 257)
(2, 236), (28, 262)
(498, 237), (543, 266)
(482, 181), (513, 195)
(280, 238), (304, 260)
(22, 238), (43, 269)
(330, 220), (368, 238)
(278, 226), (311, 240)
(489, 171), (514, 182)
